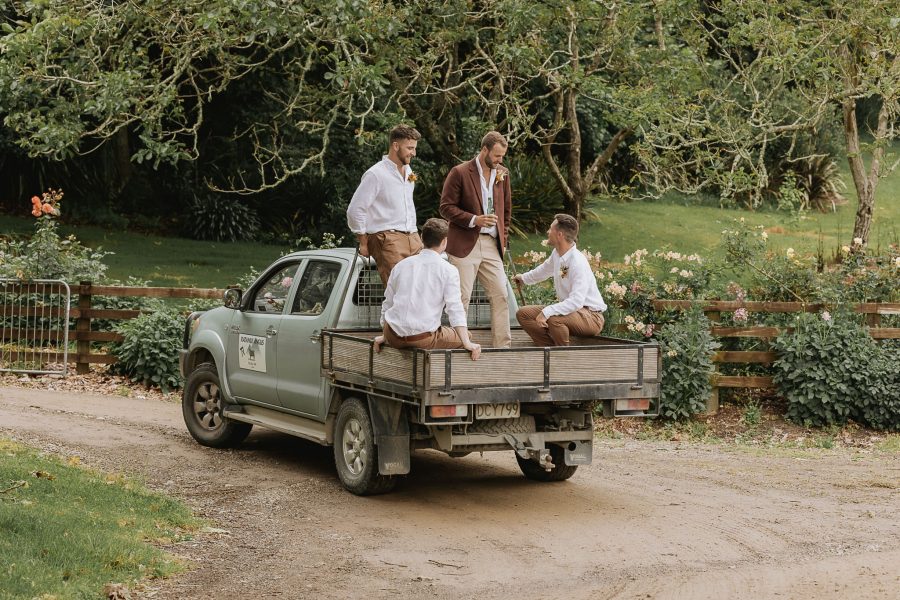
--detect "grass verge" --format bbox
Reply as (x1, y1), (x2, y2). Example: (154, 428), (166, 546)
(0, 438), (198, 599)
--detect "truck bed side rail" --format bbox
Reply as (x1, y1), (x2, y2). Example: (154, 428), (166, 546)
(321, 330), (660, 408)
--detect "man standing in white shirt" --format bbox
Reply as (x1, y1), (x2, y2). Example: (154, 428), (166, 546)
(439, 131), (512, 348)
(347, 125), (424, 285)
(514, 214), (607, 346)
(374, 218), (481, 359)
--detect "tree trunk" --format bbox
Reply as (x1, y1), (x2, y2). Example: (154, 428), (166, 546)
(563, 89), (586, 220)
(843, 97), (888, 246)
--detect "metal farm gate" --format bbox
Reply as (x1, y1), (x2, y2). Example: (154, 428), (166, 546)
(0, 279), (71, 375)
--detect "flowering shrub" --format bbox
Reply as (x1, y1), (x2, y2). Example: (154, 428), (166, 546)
(772, 312), (900, 430)
(656, 307), (720, 419)
(0, 190), (110, 282)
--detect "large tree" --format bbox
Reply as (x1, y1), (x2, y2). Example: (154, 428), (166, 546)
(635, 0), (899, 246)
(0, 0), (403, 193)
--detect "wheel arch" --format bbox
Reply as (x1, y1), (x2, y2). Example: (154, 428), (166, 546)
(325, 387), (410, 476)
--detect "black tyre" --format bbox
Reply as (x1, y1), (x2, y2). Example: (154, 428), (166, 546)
(516, 443), (578, 482)
(333, 398), (397, 495)
(182, 363), (252, 448)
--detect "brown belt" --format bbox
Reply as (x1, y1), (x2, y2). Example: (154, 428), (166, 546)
(388, 326), (432, 342)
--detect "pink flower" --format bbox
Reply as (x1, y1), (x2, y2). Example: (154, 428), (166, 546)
(734, 308), (748, 323)
(821, 311), (831, 322)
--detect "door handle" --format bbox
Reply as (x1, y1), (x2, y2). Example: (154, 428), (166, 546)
(266, 326), (278, 337)
(310, 329), (321, 343)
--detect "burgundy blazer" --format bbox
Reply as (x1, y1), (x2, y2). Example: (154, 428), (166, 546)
(439, 159), (512, 258)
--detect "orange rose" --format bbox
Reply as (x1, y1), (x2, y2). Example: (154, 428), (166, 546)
(31, 195), (41, 206)
(42, 203), (53, 214)
(32, 207), (42, 217)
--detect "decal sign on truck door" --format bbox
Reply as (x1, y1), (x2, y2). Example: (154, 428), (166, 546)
(238, 334), (267, 372)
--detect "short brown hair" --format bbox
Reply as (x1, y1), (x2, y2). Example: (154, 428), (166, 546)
(421, 217), (449, 248)
(553, 213), (578, 242)
(481, 131), (507, 151)
(390, 125), (421, 144)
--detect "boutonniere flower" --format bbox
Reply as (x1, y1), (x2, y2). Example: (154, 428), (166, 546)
(407, 172), (418, 183)
(495, 170), (508, 185)
(560, 265), (569, 279)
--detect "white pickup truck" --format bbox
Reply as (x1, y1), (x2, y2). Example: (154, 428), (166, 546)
(180, 249), (660, 495)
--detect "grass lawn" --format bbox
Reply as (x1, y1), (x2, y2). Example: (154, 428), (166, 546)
(0, 216), (287, 288)
(510, 164), (899, 263)
(1, 151), (897, 288)
(0, 438), (198, 599)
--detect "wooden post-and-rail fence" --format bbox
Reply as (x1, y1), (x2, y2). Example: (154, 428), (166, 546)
(6, 282), (900, 414)
(68, 282), (223, 374)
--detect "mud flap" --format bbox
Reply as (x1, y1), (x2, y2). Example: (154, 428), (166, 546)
(564, 439), (593, 466)
(367, 397), (410, 475)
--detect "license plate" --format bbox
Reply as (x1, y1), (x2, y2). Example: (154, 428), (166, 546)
(475, 402), (520, 419)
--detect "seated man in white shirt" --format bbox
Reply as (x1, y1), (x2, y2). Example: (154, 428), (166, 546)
(374, 218), (481, 360)
(514, 214), (607, 346)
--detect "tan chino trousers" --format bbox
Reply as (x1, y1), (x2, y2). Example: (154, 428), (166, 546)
(516, 305), (605, 346)
(383, 324), (463, 350)
(367, 231), (424, 285)
(449, 234), (511, 348)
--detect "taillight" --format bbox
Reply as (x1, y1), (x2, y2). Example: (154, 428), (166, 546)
(429, 404), (469, 418)
(616, 398), (650, 411)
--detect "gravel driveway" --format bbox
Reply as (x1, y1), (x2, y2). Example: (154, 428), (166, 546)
(2, 386), (898, 599)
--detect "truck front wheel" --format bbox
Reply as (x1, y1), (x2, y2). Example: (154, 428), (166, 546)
(182, 363), (252, 448)
(333, 398), (398, 495)
(516, 444), (578, 482)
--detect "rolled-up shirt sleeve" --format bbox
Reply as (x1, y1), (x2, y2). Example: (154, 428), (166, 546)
(542, 266), (589, 318)
(347, 171), (379, 234)
(521, 256), (555, 286)
(443, 268), (468, 328)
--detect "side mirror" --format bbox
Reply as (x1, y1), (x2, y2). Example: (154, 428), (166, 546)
(223, 287), (243, 309)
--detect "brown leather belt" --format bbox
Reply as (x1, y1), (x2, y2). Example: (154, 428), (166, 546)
(389, 326), (432, 342)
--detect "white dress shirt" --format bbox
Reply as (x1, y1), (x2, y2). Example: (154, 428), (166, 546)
(347, 155), (417, 234)
(521, 245), (607, 318)
(467, 157), (498, 237)
(381, 249), (468, 336)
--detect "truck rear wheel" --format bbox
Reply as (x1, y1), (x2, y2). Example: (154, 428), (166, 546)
(182, 363), (252, 448)
(333, 398), (397, 495)
(516, 444), (578, 482)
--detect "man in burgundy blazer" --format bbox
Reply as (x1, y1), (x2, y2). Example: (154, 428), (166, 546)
(439, 131), (512, 348)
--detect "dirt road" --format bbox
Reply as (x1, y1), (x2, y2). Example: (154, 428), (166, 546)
(2, 386), (898, 600)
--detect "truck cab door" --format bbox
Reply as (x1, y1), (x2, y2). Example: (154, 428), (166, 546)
(276, 258), (346, 418)
(225, 260), (302, 406)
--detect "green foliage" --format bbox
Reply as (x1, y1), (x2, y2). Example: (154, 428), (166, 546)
(656, 307), (720, 420)
(185, 195), (260, 242)
(92, 277), (164, 332)
(110, 307), (184, 392)
(773, 313), (899, 430)
(0, 438), (196, 598)
(505, 155), (566, 236)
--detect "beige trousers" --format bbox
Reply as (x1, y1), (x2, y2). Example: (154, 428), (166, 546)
(383, 324), (463, 350)
(449, 234), (511, 348)
(516, 305), (605, 346)
(367, 231), (424, 285)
